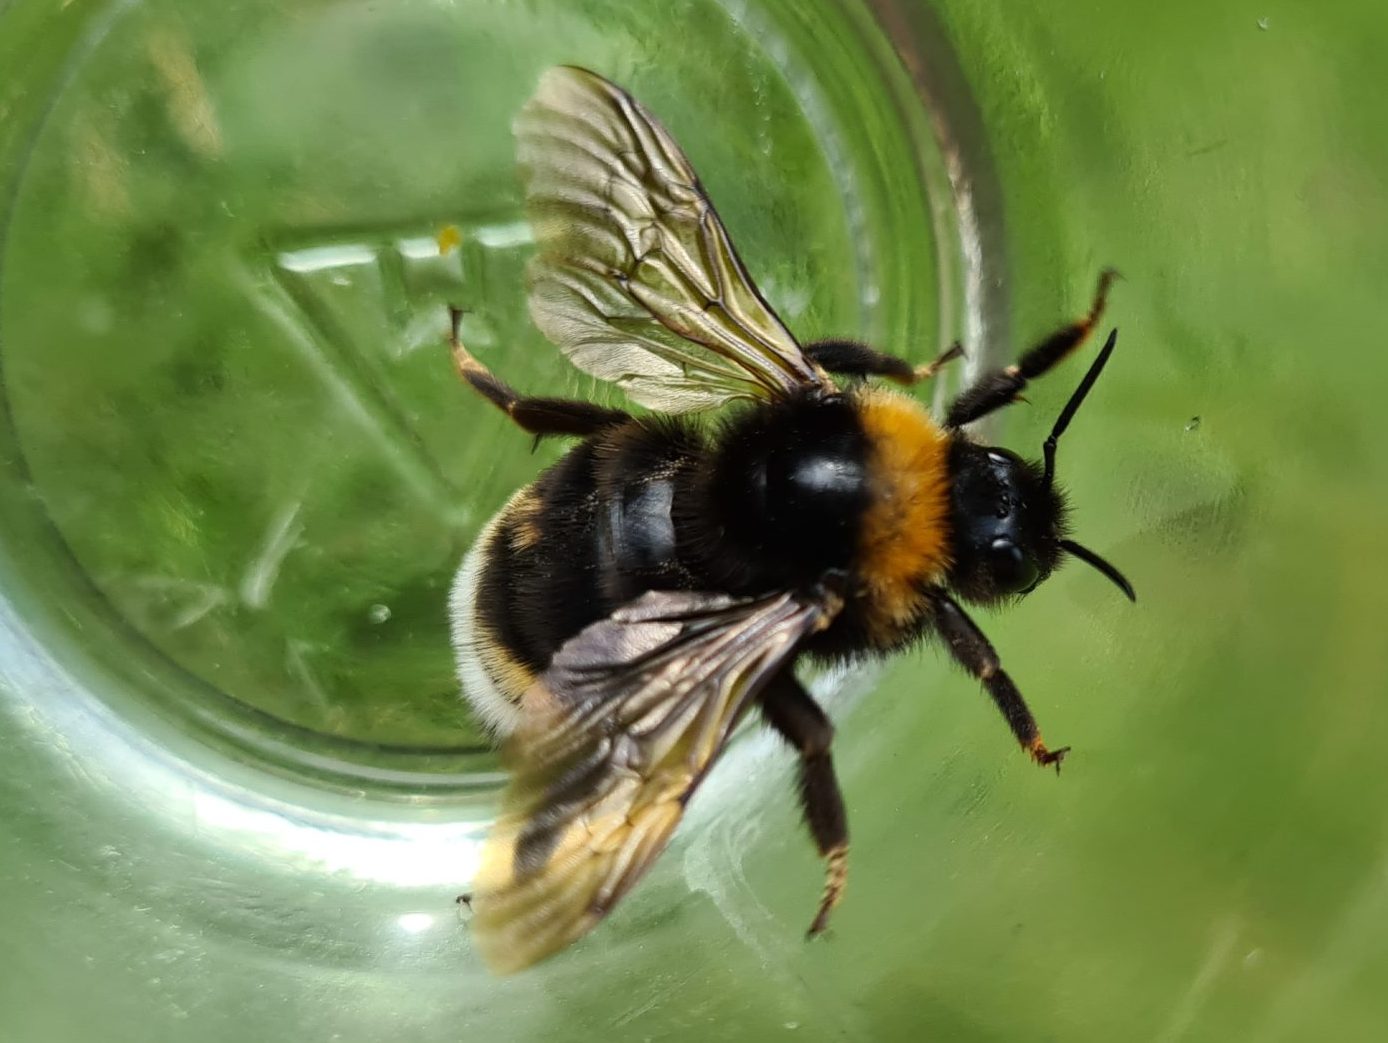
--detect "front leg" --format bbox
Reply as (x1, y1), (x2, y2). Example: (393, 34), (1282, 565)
(926, 589), (1069, 772)
(760, 670), (849, 937)
(946, 269), (1116, 429)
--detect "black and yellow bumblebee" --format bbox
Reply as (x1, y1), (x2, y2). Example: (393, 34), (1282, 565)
(449, 66), (1134, 973)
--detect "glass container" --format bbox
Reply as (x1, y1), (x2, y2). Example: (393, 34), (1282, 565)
(1, 0), (1384, 1039)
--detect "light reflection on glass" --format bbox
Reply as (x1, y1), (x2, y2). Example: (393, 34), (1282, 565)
(396, 912), (436, 934)
(1, 598), (487, 892)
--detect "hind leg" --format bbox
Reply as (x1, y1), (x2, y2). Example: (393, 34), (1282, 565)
(761, 671), (849, 937)
(448, 307), (630, 438)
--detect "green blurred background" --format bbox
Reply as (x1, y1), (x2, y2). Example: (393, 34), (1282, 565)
(1, 0), (1385, 1040)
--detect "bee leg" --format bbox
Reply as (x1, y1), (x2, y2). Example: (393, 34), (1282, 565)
(945, 268), (1117, 428)
(447, 306), (630, 438)
(927, 589), (1070, 773)
(806, 338), (964, 386)
(760, 671), (850, 938)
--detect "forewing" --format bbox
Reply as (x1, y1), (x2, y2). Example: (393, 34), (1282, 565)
(470, 588), (839, 973)
(516, 65), (830, 412)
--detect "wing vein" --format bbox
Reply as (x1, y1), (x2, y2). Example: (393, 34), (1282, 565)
(469, 588), (840, 973)
(516, 65), (829, 413)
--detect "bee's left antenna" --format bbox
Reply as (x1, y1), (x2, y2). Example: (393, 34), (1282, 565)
(1042, 328), (1119, 490)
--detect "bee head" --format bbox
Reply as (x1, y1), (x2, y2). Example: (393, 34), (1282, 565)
(945, 445), (1066, 604)
(945, 330), (1135, 607)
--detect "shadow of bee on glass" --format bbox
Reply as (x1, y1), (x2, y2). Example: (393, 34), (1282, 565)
(447, 66), (1133, 974)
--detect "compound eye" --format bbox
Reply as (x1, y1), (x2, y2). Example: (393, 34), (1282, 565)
(988, 538), (1039, 594)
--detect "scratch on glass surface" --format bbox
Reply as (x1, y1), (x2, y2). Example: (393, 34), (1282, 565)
(682, 820), (774, 961)
(125, 574), (230, 630)
(72, 114), (131, 218)
(681, 732), (785, 963)
(1153, 916), (1239, 1043)
(146, 27), (223, 159)
(240, 500), (303, 609)
(612, 978), (683, 1029)
(1256, 848), (1388, 1041)
(285, 638), (334, 715)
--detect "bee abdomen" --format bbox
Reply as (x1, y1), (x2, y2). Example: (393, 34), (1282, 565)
(449, 488), (539, 737)
(450, 422), (703, 734)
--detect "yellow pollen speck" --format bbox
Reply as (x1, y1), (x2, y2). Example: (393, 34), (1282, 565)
(437, 224), (463, 256)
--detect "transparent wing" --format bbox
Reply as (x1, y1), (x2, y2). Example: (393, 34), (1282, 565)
(516, 65), (830, 412)
(470, 588), (840, 973)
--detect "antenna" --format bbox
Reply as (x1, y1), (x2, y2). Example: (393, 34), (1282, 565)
(1043, 328), (1119, 489)
(1040, 328), (1134, 601)
(1059, 539), (1136, 602)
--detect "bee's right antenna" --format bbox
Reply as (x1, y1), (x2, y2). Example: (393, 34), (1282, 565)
(1042, 328), (1119, 490)
(1059, 539), (1136, 602)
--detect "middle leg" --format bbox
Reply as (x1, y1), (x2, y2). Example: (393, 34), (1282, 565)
(806, 338), (963, 386)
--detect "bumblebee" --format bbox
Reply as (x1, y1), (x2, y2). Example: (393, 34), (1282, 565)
(449, 66), (1134, 973)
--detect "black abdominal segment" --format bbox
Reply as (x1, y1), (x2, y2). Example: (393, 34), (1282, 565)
(474, 428), (701, 672)
(473, 393), (881, 673)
